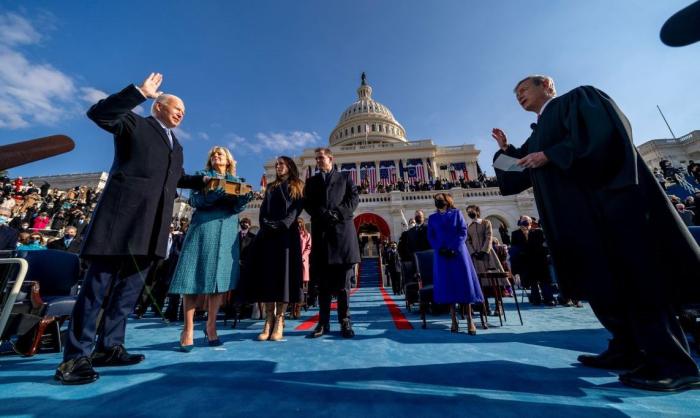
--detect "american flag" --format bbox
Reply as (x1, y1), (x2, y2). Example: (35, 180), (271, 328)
(340, 163), (357, 184)
(367, 165), (377, 191)
(379, 161), (397, 186)
(407, 159), (426, 182)
(450, 162), (468, 180)
(360, 162), (378, 192)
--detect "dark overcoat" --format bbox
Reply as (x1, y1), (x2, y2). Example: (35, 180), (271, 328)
(303, 171), (361, 268)
(255, 181), (304, 303)
(81, 84), (201, 258)
(494, 86), (700, 304)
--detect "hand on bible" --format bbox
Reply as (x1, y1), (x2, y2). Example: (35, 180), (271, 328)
(517, 152), (549, 169)
(138, 72), (164, 99)
(491, 128), (509, 150)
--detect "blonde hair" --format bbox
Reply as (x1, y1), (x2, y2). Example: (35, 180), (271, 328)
(205, 146), (236, 176)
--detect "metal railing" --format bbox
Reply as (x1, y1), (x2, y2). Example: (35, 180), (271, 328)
(0, 258), (29, 340)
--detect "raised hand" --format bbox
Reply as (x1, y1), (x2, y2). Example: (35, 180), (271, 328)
(138, 72), (164, 99)
(491, 128), (509, 151)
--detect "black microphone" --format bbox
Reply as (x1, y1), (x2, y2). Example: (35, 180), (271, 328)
(530, 123), (537, 130)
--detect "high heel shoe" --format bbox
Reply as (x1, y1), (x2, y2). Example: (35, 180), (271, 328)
(450, 320), (459, 333)
(468, 324), (477, 336)
(203, 328), (223, 347)
(179, 332), (194, 352)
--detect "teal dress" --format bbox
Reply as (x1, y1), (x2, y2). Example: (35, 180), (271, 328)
(169, 170), (253, 295)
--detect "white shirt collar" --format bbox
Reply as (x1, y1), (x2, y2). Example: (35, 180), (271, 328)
(154, 117), (170, 133)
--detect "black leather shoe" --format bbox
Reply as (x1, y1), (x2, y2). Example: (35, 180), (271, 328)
(307, 324), (329, 338)
(620, 366), (700, 392)
(54, 357), (99, 385)
(577, 349), (643, 370)
(91, 345), (145, 367)
(340, 320), (355, 339)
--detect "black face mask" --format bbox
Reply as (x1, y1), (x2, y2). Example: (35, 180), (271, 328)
(467, 212), (477, 219)
(240, 224), (250, 230)
(414, 217), (423, 224)
(434, 200), (446, 209)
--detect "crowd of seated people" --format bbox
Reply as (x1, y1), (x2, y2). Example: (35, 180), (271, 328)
(0, 176), (100, 252)
(357, 175), (499, 194)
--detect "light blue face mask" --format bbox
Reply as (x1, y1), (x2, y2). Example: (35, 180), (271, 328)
(0, 216), (7, 225)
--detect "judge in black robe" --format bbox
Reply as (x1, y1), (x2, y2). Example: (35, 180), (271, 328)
(492, 75), (700, 391)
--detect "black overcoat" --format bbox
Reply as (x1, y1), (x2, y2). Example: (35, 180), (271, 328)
(304, 171), (361, 267)
(494, 86), (700, 304)
(81, 85), (201, 258)
(255, 181), (304, 303)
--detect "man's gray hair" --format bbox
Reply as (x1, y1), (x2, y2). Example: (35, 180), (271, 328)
(513, 74), (556, 96)
(150, 94), (180, 116)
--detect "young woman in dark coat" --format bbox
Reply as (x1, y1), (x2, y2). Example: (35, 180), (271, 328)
(255, 156), (304, 341)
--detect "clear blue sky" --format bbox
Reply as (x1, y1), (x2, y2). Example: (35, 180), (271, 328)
(1, 1), (699, 183)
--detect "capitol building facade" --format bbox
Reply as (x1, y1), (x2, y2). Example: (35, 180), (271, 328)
(239, 74), (538, 244)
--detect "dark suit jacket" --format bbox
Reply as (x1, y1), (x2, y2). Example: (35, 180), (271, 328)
(47, 237), (82, 254)
(0, 225), (18, 251)
(398, 223), (430, 261)
(81, 85), (202, 258)
(239, 230), (256, 263)
(509, 228), (550, 285)
(304, 170), (361, 266)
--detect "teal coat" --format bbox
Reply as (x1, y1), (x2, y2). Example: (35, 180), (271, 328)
(169, 170), (253, 295)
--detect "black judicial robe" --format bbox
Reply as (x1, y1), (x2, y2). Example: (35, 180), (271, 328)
(494, 86), (700, 304)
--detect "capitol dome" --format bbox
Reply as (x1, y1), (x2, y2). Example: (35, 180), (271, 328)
(329, 73), (408, 147)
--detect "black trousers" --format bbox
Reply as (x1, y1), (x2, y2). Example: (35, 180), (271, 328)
(315, 263), (354, 327)
(64, 256), (152, 360)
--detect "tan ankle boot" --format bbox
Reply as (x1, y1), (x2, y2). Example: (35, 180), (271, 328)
(256, 303), (275, 341)
(269, 303), (287, 341)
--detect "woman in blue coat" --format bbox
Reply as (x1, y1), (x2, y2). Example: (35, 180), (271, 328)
(427, 193), (483, 335)
(169, 146), (253, 351)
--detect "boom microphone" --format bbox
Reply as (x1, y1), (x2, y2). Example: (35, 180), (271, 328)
(0, 135), (75, 171)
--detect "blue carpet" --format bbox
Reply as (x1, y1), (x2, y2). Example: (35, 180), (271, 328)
(1, 257), (699, 417)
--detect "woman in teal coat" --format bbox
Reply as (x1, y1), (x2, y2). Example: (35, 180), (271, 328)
(169, 146), (253, 351)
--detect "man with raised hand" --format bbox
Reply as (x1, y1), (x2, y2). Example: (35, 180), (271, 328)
(492, 75), (700, 392)
(55, 73), (206, 385)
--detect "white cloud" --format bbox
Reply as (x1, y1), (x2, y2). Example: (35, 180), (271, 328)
(224, 131), (320, 155)
(0, 13), (133, 129)
(0, 45), (76, 128)
(0, 13), (41, 46)
(80, 87), (107, 104)
(173, 127), (192, 140)
(198, 132), (210, 140)
(225, 132), (249, 151)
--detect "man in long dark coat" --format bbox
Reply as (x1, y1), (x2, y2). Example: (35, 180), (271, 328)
(492, 75), (700, 391)
(304, 147), (361, 338)
(55, 73), (205, 385)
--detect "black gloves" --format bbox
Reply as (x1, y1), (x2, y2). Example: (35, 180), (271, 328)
(472, 251), (489, 260)
(322, 210), (341, 226)
(204, 188), (225, 204)
(439, 247), (456, 258)
(262, 218), (284, 231)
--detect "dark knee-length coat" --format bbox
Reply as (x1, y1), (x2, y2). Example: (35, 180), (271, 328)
(81, 84), (202, 259)
(255, 180), (304, 303)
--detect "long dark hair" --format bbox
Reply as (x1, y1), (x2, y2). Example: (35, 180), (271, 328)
(268, 156), (304, 199)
